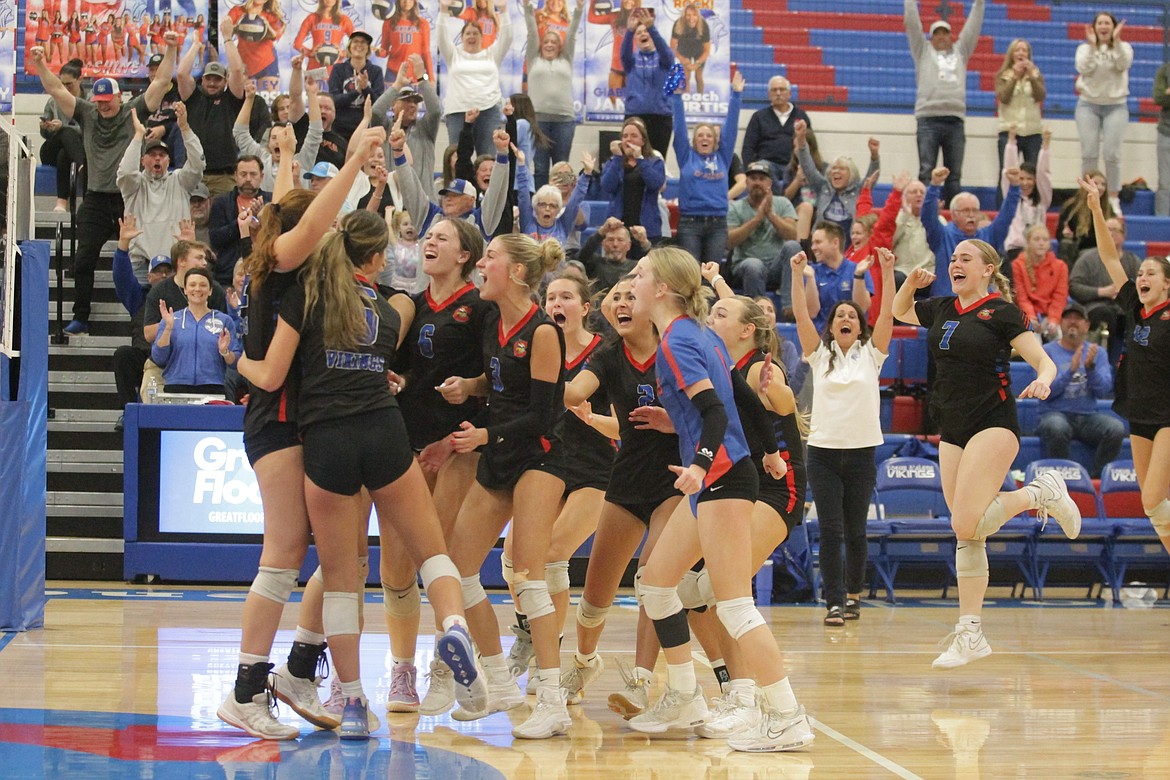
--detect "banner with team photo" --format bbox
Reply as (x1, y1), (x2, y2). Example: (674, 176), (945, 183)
(22, 0), (211, 79)
(0, 0), (14, 112)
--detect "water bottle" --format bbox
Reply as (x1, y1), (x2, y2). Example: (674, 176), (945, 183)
(1121, 582), (1157, 609)
(146, 376), (159, 405)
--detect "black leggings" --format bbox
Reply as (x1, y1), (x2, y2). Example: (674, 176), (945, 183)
(39, 127), (87, 200)
(628, 113), (672, 161)
(806, 445), (876, 608)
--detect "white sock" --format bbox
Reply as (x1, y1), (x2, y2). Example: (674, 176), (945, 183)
(482, 653), (509, 680)
(294, 626), (327, 645)
(537, 668), (559, 692)
(729, 678), (755, 704)
(760, 677), (798, 713)
(959, 614), (982, 631)
(635, 666), (654, 684)
(340, 679), (365, 699)
(392, 656), (414, 667)
(441, 615), (465, 632)
(575, 651), (598, 666)
(666, 662), (696, 693)
(239, 652), (268, 666)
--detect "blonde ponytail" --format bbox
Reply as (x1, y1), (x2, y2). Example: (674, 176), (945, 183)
(646, 246), (712, 322)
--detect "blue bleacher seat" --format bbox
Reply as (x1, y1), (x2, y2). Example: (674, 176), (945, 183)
(871, 456), (954, 602)
(1024, 459), (1113, 600)
(1119, 216), (1170, 243)
(1100, 459), (1167, 603)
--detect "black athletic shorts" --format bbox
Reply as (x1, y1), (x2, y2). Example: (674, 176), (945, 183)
(755, 458), (805, 532)
(610, 497), (674, 527)
(302, 408), (414, 495)
(1128, 420), (1170, 440)
(476, 439), (551, 492)
(696, 457), (758, 506)
(939, 401), (1020, 449)
(243, 420), (300, 467)
(537, 441), (612, 494)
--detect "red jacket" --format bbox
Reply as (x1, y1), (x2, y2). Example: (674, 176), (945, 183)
(1012, 250), (1069, 325)
(850, 186), (903, 326)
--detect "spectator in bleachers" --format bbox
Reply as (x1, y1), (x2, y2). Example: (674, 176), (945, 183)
(117, 103), (205, 282)
(726, 160), (801, 307)
(524, 0), (583, 190)
(1036, 303), (1124, 478)
(40, 58), (86, 213)
(808, 221), (872, 333)
(1001, 126), (1052, 262)
(190, 183), (211, 244)
(1068, 214), (1139, 363)
(373, 57), (442, 199)
(234, 80), (322, 192)
(1056, 169), (1114, 263)
(152, 267), (238, 395)
(143, 52), (187, 169)
(994, 40), (1046, 176)
(514, 148), (589, 245)
(209, 155), (271, 287)
(741, 76), (809, 190)
(143, 240), (229, 346)
(922, 165), (1021, 296)
(903, 0), (985, 206)
(1012, 224), (1068, 342)
(620, 8), (674, 157)
(437, 0), (511, 157)
(328, 30), (385, 141)
(578, 217), (648, 293)
(30, 37), (178, 336)
(1074, 12), (1132, 211)
(851, 170), (908, 326)
(793, 121), (879, 248)
(892, 179), (937, 281)
(670, 69), (743, 264)
(599, 117), (666, 242)
(549, 161), (589, 255)
(178, 30), (247, 198)
(1153, 61), (1170, 217)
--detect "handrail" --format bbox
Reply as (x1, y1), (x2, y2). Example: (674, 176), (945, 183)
(51, 219), (66, 344)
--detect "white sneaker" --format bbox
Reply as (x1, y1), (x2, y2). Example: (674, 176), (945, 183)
(418, 658), (456, 716)
(436, 624), (488, 714)
(272, 663), (337, 729)
(628, 686), (709, 734)
(323, 677), (380, 732)
(217, 690), (300, 740)
(559, 655), (604, 705)
(512, 686), (572, 739)
(607, 660), (650, 720)
(728, 705), (815, 752)
(695, 691), (760, 739)
(1029, 471), (1082, 539)
(507, 624), (534, 678)
(932, 624), (993, 670)
(452, 669), (525, 721)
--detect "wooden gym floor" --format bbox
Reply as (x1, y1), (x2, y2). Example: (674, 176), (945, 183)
(0, 584), (1167, 779)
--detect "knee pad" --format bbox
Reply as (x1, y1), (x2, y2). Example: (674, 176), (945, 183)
(639, 583), (684, 622)
(460, 573), (488, 609)
(546, 560), (571, 596)
(576, 597), (610, 629)
(515, 579), (555, 620)
(677, 568), (704, 610)
(322, 591), (360, 637)
(382, 581), (421, 618)
(249, 566), (298, 604)
(419, 554), (460, 591)
(311, 565), (324, 584)
(971, 496), (1008, 541)
(1147, 499), (1170, 536)
(716, 596), (766, 641)
(633, 567), (646, 608)
(696, 567), (716, 609)
(500, 554), (515, 588)
(955, 540), (989, 578)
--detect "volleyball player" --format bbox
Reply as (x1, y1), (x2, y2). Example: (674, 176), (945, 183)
(892, 239), (1081, 670)
(437, 234), (570, 739)
(1079, 177), (1170, 556)
(217, 126), (379, 741)
(236, 209), (486, 740)
(626, 247), (814, 753)
(504, 273), (614, 690)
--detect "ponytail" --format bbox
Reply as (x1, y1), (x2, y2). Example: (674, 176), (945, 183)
(646, 246), (712, 322)
(967, 238), (1015, 304)
(493, 233), (565, 290)
(247, 189), (317, 290)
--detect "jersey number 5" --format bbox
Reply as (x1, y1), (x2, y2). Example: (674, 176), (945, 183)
(939, 320), (959, 350)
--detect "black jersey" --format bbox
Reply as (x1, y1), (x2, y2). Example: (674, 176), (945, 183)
(735, 350), (806, 471)
(586, 339), (680, 505)
(396, 283), (491, 449)
(481, 302), (566, 449)
(239, 269), (302, 435)
(1114, 281), (1170, 425)
(915, 293), (1029, 433)
(544, 334), (617, 487)
(281, 276), (401, 430)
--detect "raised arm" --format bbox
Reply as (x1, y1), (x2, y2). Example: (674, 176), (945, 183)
(294, 78), (324, 173)
(789, 251), (821, 357)
(176, 36), (201, 100)
(1081, 176), (1128, 290)
(892, 267), (934, 326)
(523, 0), (539, 63)
(563, 0), (583, 60)
(233, 83), (265, 157)
(117, 110), (147, 197)
(869, 247), (897, 353)
(902, 0), (924, 60)
(388, 125), (437, 231)
(288, 55), (306, 122)
(956, 0), (984, 59)
(219, 19), (247, 98)
(174, 103), (206, 189)
(29, 47), (76, 119)
(488, 6), (513, 66)
(144, 34), (180, 112)
(481, 129), (513, 235)
(271, 125), (297, 202)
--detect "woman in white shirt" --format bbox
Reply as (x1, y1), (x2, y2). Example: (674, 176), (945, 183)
(790, 247), (896, 626)
(437, 0), (513, 157)
(1074, 12), (1133, 207)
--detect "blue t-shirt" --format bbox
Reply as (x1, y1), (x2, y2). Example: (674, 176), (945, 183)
(812, 258), (873, 333)
(657, 316), (750, 509)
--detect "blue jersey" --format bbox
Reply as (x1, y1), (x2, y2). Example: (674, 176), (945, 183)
(657, 316), (751, 504)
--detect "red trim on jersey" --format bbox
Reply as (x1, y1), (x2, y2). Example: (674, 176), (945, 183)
(498, 302), (539, 347)
(734, 348), (758, 372)
(953, 292), (1001, 315)
(426, 282), (476, 312)
(566, 333), (602, 371)
(781, 450), (797, 513)
(278, 387), (288, 422)
(1140, 298), (1170, 320)
(703, 446), (734, 488)
(659, 316), (692, 390)
(623, 342), (655, 372)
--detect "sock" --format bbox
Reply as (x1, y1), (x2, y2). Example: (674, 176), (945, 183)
(536, 668), (559, 692)
(666, 662), (696, 693)
(515, 612), (531, 633)
(294, 626), (327, 645)
(238, 652), (267, 666)
(287, 640), (326, 679)
(711, 658), (730, 690)
(575, 651), (598, 667)
(392, 656), (414, 667)
(760, 677), (798, 713)
(959, 614), (982, 631)
(635, 666), (654, 684)
(729, 678), (755, 705)
(441, 614), (465, 632)
(482, 653), (509, 680)
(340, 679), (365, 699)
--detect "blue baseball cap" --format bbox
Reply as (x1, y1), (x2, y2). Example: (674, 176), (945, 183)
(303, 162), (340, 180)
(149, 255), (173, 272)
(92, 78), (121, 102)
(439, 179), (476, 198)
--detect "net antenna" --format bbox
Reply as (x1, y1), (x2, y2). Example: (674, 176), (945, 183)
(1, 116), (34, 357)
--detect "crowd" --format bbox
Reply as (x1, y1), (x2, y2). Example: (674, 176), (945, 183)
(29, 0), (1170, 752)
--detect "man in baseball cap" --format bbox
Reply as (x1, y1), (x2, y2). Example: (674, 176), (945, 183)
(303, 161), (341, 192)
(438, 178), (478, 217)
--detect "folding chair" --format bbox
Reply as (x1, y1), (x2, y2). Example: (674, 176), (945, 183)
(1022, 459), (1111, 600)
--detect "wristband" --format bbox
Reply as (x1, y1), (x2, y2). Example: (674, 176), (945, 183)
(854, 273), (866, 280)
(711, 275), (724, 286)
(496, 153), (509, 164)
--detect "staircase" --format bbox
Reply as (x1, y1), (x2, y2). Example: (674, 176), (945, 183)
(41, 198), (128, 580)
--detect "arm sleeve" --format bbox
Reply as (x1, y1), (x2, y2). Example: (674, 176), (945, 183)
(650, 26), (673, 69)
(731, 369), (779, 455)
(639, 155), (666, 191)
(1046, 263), (1069, 323)
(564, 5), (581, 60)
(985, 185), (1020, 250)
(671, 94), (690, 165)
(295, 120), (325, 173)
(620, 28), (634, 72)
(1075, 43), (1096, 75)
(486, 378), (562, 443)
(481, 155), (510, 235)
(1047, 346), (1072, 398)
(391, 150), (438, 232)
(524, 4), (539, 63)
(208, 199), (242, 253)
(689, 388), (728, 471)
(1089, 350), (1113, 397)
(232, 122), (264, 158)
(116, 137), (144, 197)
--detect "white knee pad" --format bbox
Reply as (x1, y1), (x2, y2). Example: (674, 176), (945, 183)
(696, 567), (716, 609)
(419, 554), (460, 590)
(249, 566), (298, 604)
(715, 596), (766, 641)
(640, 583), (684, 621)
(322, 591), (360, 636)
(461, 574), (488, 609)
(1147, 499), (1170, 536)
(633, 567), (646, 607)
(382, 581), (421, 618)
(515, 579), (555, 620)
(576, 597), (610, 629)
(546, 560), (571, 595)
(677, 569), (705, 610)
(500, 554), (515, 588)
(971, 496), (1009, 541)
(311, 565), (324, 584)
(955, 540), (989, 578)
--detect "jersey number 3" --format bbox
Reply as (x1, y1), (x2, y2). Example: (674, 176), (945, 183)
(939, 320), (959, 350)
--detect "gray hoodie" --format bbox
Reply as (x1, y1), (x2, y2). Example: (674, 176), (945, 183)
(903, 0), (984, 119)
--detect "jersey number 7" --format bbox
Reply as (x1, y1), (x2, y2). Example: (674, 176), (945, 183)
(939, 320), (959, 350)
